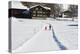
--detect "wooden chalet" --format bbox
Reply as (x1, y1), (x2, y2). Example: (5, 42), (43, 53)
(30, 5), (51, 18)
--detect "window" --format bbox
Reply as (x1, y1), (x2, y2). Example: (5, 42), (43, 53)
(43, 15), (45, 17)
(37, 11), (42, 13)
(43, 12), (45, 14)
(33, 14), (36, 16)
(40, 15), (42, 16)
(40, 8), (42, 10)
(38, 11), (40, 13)
(37, 15), (40, 16)
(33, 11), (36, 13)
(36, 8), (38, 10)
(40, 11), (42, 13)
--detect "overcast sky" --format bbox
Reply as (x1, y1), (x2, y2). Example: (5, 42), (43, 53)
(62, 4), (69, 11)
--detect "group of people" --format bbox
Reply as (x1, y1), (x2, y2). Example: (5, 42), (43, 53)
(45, 24), (52, 30)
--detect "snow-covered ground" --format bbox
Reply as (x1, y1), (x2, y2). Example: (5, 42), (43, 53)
(11, 17), (45, 50)
(11, 17), (78, 53)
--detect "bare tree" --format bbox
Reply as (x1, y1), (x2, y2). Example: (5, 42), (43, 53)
(45, 4), (62, 19)
(68, 5), (78, 21)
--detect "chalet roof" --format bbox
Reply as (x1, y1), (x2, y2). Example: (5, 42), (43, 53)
(30, 5), (51, 10)
(63, 10), (72, 13)
(11, 1), (29, 10)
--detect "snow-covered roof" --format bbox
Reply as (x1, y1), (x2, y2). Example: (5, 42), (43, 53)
(11, 1), (29, 10)
(42, 6), (51, 10)
(30, 5), (51, 10)
(30, 5), (39, 9)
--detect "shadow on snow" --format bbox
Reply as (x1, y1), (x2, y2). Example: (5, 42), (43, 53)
(51, 27), (67, 50)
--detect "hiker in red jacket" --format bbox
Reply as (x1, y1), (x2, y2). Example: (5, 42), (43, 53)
(45, 26), (47, 30)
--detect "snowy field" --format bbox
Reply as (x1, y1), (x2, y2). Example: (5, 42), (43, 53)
(10, 17), (78, 53)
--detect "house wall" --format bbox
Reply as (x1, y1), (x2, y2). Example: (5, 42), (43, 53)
(30, 6), (50, 18)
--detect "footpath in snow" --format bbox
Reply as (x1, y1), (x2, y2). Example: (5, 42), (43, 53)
(11, 18), (78, 53)
(13, 24), (62, 53)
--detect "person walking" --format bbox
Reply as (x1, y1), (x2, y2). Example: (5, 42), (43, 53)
(49, 24), (51, 30)
(45, 26), (47, 30)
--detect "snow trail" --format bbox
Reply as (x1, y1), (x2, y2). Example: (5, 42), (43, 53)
(12, 24), (60, 53)
(11, 18), (78, 53)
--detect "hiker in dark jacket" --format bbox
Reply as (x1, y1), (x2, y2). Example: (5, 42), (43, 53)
(49, 24), (51, 30)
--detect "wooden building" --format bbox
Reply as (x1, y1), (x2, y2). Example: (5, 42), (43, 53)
(30, 5), (51, 18)
(62, 10), (72, 18)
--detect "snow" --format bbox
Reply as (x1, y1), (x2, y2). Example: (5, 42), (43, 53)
(11, 17), (78, 53)
(42, 6), (51, 10)
(50, 21), (78, 50)
(11, 1), (29, 10)
(13, 25), (59, 52)
(30, 5), (51, 10)
(56, 18), (78, 22)
(11, 17), (45, 50)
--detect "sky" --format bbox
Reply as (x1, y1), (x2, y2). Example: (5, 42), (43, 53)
(62, 4), (69, 11)
(11, 1), (70, 11)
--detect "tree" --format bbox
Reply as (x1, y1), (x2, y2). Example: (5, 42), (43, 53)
(68, 5), (78, 21)
(45, 4), (62, 19)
